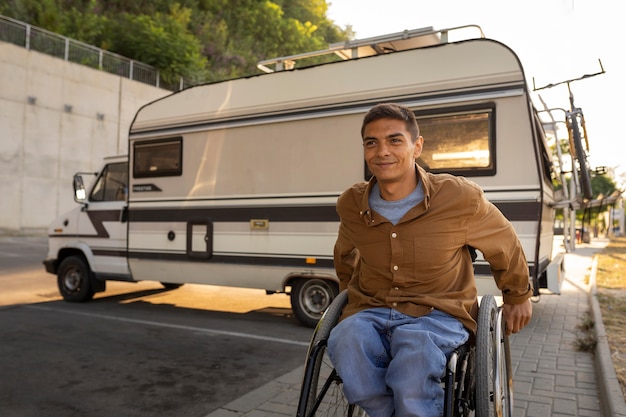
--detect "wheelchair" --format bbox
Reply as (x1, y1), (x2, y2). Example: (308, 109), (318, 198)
(296, 290), (513, 417)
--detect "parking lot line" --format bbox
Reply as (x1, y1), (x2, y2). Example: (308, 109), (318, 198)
(25, 304), (309, 347)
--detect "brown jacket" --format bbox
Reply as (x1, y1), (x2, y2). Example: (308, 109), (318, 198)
(334, 165), (532, 334)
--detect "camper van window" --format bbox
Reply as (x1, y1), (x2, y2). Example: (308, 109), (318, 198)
(133, 137), (183, 178)
(416, 108), (495, 176)
(90, 162), (128, 202)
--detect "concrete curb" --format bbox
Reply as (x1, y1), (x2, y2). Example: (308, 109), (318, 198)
(588, 255), (626, 417)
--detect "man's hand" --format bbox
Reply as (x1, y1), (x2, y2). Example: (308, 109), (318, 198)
(502, 299), (532, 335)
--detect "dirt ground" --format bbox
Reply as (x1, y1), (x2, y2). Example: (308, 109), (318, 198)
(593, 236), (626, 400)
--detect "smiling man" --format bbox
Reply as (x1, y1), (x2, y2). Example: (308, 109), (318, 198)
(327, 102), (533, 417)
(361, 115), (423, 200)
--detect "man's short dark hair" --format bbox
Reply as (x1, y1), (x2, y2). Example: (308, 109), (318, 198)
(361, 103), (420, 142)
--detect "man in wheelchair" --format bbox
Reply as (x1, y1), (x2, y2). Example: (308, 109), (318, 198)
(327, 103), (533, 417)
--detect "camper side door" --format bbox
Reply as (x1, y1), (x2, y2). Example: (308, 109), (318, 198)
(77, 161), (130, 277)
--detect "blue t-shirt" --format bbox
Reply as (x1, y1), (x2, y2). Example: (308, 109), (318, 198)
(369, 180), (424, 225)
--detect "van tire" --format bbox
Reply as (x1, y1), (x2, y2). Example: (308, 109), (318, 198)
(57, 256), (95, 302)
(291, 278), (338, 328)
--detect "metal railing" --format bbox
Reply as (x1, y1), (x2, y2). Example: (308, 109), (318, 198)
(257, 24), (485, 73)
(0, 14), (191, 91)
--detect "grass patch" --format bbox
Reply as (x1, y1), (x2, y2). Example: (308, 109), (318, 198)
(574, 311), (597, 352)
(594, 236), (626, 401)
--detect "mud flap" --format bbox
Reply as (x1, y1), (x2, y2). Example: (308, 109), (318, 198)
(91, 275), (107, 293)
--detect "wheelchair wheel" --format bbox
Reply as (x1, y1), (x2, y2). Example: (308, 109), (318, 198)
(475, 294), (513, 417)
(297, 290), (366, 417)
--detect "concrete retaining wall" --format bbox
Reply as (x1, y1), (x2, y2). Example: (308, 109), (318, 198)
(0, 41), (170, 232)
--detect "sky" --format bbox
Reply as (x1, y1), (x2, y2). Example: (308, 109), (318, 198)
(326, 0), (625, 186)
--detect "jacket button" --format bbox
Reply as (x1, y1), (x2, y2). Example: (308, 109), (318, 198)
(391, 232), (397, 238)
(393, 265), (398, 271)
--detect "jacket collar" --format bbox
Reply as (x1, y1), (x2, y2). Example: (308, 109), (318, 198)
(358, 163), (431, 225)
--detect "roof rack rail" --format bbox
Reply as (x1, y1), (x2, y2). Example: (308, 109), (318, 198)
(257, 24), (485, 73)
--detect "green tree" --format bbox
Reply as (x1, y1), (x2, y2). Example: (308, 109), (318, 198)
(0, 0), (63, 30)
(59, 0), (108, 45)
(591, 172), (617, 200)
(276, 0), (347, 43)
(103, 4), (208, 83)
(0, 0), (351, 83)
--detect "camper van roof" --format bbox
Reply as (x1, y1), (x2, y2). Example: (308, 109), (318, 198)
(257, 24), (485, 73)
(132, 34), (522, 134)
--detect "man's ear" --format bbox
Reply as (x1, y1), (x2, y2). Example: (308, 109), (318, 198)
(414, 136), (424, 158)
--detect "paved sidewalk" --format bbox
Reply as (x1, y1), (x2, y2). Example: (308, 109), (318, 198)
(511, 238), (607, 417)
(205, 238), (610, 417)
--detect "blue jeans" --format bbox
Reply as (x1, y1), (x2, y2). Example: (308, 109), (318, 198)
(327, 308), (469, 417)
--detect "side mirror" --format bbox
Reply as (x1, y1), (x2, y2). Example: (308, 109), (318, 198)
(73, 175), (86, 203)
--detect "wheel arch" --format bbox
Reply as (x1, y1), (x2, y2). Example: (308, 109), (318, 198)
(281, 271), (339, 294)
(55, 245), (105, 293)
(49, 243), (95, 274)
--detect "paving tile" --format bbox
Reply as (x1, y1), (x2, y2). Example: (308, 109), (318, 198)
(206, 240), (609, 417)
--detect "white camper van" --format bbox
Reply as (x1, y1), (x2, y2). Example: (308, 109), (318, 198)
(45, 25), (587, 327)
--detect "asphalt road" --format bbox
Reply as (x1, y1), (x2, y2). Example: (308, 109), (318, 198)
(0, 237), (313, 417)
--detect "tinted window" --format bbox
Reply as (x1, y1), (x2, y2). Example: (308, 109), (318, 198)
(133, 137), (182, 178)
(416, 107), (495, 176)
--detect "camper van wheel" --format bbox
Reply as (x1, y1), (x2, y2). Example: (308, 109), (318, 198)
(291, 278), (338, 328)
(57, 256), (95, 302)
(161, 282), (183, 290)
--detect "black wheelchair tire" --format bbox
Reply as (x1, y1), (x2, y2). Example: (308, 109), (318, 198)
(297, 290), (366, 416)
(475, 294), (513, 417)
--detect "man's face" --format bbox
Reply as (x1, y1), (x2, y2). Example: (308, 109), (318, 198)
(362, 118), (423, 186)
